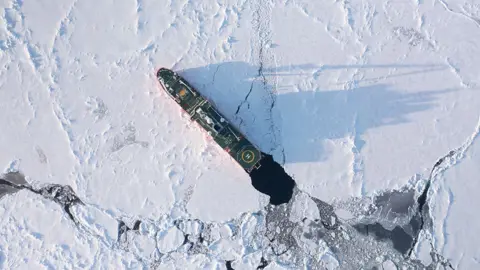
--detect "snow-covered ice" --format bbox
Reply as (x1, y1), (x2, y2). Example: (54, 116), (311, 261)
(1, 0), (480, 268)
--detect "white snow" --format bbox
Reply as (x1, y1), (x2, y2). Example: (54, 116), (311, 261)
(186, 162), (264, 222)
(382, 259), (398, 270)
(1, 0), (480, 268)
(0, 191), (133, 269)
(271, 0), (480, 201)
(289, 191), (319, 222)
(156, 226), (183, 253)
(428, 120), (480, 269)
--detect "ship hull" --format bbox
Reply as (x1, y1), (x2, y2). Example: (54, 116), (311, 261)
(156, 68), (263, 172)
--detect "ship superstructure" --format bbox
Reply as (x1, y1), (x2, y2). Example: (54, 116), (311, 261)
(157, 68), (262, 172)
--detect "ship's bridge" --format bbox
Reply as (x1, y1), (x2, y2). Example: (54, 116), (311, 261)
(157, 68), (179, 95)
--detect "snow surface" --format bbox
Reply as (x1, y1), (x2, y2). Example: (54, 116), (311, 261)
(1, 0), (480, 268)
(426, 120), (480, 269)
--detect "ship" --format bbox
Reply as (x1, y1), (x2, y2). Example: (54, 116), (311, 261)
(156, 68), (263, 173)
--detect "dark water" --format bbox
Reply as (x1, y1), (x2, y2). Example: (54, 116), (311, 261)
(353, 223), (413, 254)
(311, 197), (339, 230)
(118, 220), (142, 243)
(375, 189), (415, 215)
(257, 257), (269, 269)
(249, 154), (296, 205)
(0, 172), (28, 200)
(33, 185), (83, 222)
(1, 172), (83, 223)
(353, 186), (430, 255)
